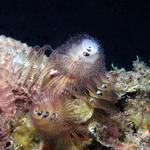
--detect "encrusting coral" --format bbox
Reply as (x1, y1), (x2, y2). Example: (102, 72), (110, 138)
(0, 35), (149, 150)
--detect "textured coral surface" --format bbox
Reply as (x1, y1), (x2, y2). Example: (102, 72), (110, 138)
(0, 35), (149, 150)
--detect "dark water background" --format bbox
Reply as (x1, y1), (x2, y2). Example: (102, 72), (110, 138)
(0, 0), (150, 70)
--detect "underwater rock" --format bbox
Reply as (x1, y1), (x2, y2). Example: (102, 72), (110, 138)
(0, 35), (149, 150)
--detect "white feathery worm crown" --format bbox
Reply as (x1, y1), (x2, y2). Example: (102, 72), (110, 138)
(52, 34), (106, 78)
(68, 38), (100, 64)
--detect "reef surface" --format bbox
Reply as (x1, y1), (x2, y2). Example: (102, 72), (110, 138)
(0, 35), (149, 150)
